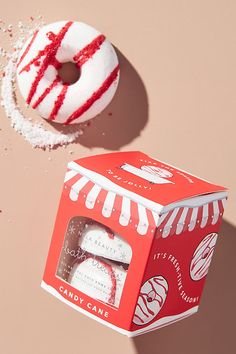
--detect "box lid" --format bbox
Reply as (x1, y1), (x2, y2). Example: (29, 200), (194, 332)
(68, 151), (227, 208)
(65, 152), (227, 236)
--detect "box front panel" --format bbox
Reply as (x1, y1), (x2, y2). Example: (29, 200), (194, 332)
(130, 202), (225, 335)
(42, 180), (154, 331)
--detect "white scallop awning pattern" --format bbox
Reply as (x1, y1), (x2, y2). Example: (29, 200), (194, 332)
(64, 168), (227, 237)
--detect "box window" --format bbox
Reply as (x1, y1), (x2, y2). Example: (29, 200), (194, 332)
(56, 217), (132, 308)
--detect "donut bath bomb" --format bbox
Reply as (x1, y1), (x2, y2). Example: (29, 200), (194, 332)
(16, 21), (119, 124)
(69, 257), (127, 307)
(79, 224), (132, 264)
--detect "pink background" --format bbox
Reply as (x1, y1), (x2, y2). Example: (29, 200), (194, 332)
(1, 1), (235, 353)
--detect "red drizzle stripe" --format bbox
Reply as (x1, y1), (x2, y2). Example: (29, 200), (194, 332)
(134, 314), (144, 324)
(19, 47), (62, 75)
(17, 30), (39, 69)
(32, 76), (60, 109)
(65, 64), (119, 125)
(51, 58), (61, 69)
(25, 21), (73, 105)
(73, 34), (106, 67)
(99, 259), (117, 305)
(87, 256), (117, 306)
(48, 84), (68, 121)
(19, 56), (41, 74)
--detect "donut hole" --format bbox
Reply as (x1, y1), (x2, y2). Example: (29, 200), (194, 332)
(147, 290), (156, 302)
(57, 62), (81, 85)
(202, 247), (210, 259)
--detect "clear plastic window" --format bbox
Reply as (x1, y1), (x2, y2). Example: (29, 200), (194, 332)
(56, 217), (132, 308)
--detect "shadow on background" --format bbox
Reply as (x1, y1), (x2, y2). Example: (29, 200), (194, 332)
(132, 220), (236, 354)
(50, 48), (149, 150)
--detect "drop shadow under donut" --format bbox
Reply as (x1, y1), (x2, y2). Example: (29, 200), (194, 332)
(49, 48), (149, 150)
(132, 220), (236, 354)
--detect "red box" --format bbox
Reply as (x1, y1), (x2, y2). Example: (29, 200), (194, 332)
(42, 151), (227, 336)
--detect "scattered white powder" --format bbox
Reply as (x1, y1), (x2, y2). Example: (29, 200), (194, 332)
(77, 128), (84, 135)
(0, 18), (83, 149)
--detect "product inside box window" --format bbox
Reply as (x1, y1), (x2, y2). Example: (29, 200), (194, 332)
(56, 218), (131, 308)
(42, 151), (228, 336)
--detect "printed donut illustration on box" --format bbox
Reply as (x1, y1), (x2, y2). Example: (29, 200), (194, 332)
(133, 276), (168, 325)
(141, 165), (173, 179)
(120, 163), (174, 184)
(190, 233), (218, 281)
(41, 151), (228, 336)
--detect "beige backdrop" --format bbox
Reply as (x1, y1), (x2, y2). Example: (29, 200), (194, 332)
(0, 1), (236, 354)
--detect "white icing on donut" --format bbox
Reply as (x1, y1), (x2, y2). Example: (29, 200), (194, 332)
(133, 276), (168, 325)
(79, 224), (132, 264)
(190, 232), (218, 281)
(69, 257), (126, 308)
(16, 21), (119, 124)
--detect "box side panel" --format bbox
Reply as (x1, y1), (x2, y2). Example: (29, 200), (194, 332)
(129, 210), (225, 334)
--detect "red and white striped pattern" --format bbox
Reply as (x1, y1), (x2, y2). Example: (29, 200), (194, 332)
(17, 21), (119, 124)
(64, 168), (159, 236)
(156, 198), (226, 238)
(64, 169), (226, 237)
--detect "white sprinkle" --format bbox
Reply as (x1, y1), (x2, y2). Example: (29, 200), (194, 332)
(78, 128), (84, 136)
